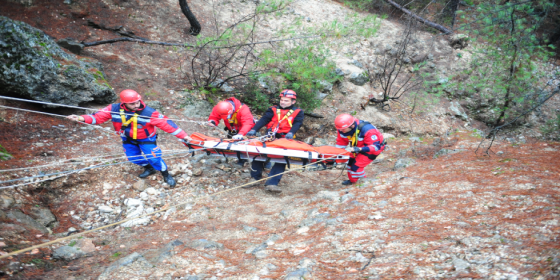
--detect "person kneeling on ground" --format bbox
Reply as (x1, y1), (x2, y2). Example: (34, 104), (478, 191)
(244, 89), (304, 193)
(67, 89), (192, 188)
(334, 113), (385, 185)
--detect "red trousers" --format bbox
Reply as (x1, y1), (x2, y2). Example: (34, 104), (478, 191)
(347, 153), (374, 183)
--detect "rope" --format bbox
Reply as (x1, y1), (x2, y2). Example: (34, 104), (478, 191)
(0, 152), (347, 259)
(0, 95), (208, 125)
(0, 148), (208, 189)
(0, 149), (185, 173)
(0, 105), (116, 136)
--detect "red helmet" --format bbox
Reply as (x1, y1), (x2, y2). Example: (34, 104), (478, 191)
(120, 89), (141, 103)
(334, 114), (356, 130)
(215, 101), (234, 117)
(279, 89), (297, 99)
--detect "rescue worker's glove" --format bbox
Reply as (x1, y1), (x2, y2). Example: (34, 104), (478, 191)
(246, 130), (257, 137)
(206, 121), (217, 127)
(346, 147), (361, 153)
(232, 134), (244, 140)
(285, 132), (294, 139)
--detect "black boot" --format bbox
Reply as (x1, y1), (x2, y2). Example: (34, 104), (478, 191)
(341, 180), (353, 186)
(139, 165), (157, 178)
(161, 170), (176, 188)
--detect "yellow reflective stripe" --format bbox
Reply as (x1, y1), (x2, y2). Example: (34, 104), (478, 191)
(228, 104), (242, 126)
(120, 109), (139, 140)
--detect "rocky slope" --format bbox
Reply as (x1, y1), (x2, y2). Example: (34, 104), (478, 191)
(0, 0), (559, 279)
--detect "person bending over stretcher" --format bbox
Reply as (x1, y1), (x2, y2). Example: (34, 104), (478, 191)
(334, 114), (386, 186)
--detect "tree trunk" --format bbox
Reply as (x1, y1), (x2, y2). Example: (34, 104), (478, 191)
(179, 0), (201, 36)
(384, 0), (453, 34)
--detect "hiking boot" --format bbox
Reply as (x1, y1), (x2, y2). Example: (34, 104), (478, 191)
(161, 170), (177, 188)
(264, 184), (282, 193)
(243, 178), (260, 189)
(341, 180), (353, 186)
(139, 165), (157, 178)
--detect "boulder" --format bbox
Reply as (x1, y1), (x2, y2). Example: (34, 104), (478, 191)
(449, 34), (469, 50)
(56, 38), (84, 55)
(348, 72), (368, 86)
(52, 245), (86, 261)
(393, 158), (415, 170)
(448, 101), (469, 121)
(0, 16), (116, 107)
(0, 195), (14, 209)
(28, 207), (57, 227)
(182, 99), (213, 119)
(7, 210), (49, 233)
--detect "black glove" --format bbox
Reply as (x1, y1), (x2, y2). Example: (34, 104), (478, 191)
(285, 132), (294, 139)
(246, 130), (256, 136)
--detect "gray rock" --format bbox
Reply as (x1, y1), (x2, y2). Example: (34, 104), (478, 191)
(314, 191), (340, 201)
(316, 80), (333, 93)
(243, 225), (257, 232)
(145, 100), (163, 112)
(453, 258), (470, 271)
(8, 0), (33, 6)
(7, 210), (49, 233)
(378, 201), (388, 208)
(0, 223), (27, 237)
(409, 137), (422, 142)
(133, 180), (148, 192)
(341, 193), (355, 203)
(98, 252), (146, 278)
(449, 101), (469, 121)
(56, 38), (83, 54)
(182, 100), (213, 119)
(348, 72), (368, 86)
(0, 16), (116, 107)
(450, 34), (469, 49)
(335, 68), (344, 76)
(28, 207), (57, 227)
(0, 195), (14, 209)
(433, 148), (466, 159)
(189, 239), (224, 250)
(285, 268), (312, 279)
(145, 239), (184, 263)
(52, 245), (86, 261)
(393, 158), (415, 170)
(0, 209), (6, 219)
(349, 60), (364, 68)
(98, 206), (113, 213)
(210, 79), (235, 92)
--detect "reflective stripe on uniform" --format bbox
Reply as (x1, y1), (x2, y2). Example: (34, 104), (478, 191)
(89, 115), (97, 125)
(335, 145), (346, 148)
(170, 128), (183, 136)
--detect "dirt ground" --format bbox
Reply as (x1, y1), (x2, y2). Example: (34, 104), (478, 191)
(1, 0), (560, 279)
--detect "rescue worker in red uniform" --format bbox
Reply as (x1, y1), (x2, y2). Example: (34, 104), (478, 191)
(245, 89), (304, 193)
(67, 89), (192, 188)
(207, 97), (255, 140)
(334, 114), (385, 185)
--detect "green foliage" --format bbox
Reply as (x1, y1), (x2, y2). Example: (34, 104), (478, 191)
(256, 45), (339, 111)
(445, 0), (555, 126)
(0, 144), (12, 160)
(68, 241), (77, 247)
(241, 74), (272, 113)
(541, 112), (560, 140)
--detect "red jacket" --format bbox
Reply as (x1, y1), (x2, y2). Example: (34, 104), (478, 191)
(265, 105), (302, 134)
(82, 101), (188, 140)
(208, 97), (255, 135)
(335, 120), (384, 156)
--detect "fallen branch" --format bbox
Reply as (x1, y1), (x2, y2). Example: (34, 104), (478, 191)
(304, 112), (324, 118)
(86, 20), (146, 39)
(385, 0), (452, 34)
(82, 37), (190, 47)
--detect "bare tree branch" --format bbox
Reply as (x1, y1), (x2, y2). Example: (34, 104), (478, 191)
(385, 0), (453, 34)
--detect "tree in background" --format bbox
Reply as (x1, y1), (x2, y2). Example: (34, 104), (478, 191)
(449, 0), (555, 126)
